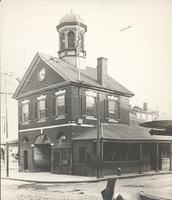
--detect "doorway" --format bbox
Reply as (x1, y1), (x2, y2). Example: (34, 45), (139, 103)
(52, 149), (70, 174)
(34, 144), (51, 171)
(23, 150), (28, 170)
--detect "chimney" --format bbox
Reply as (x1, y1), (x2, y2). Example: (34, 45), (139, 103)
(143, 102), (148, 111)
(97, 57), (107, 87)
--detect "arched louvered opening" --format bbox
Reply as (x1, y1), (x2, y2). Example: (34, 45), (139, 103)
(68, 31), (75, 49)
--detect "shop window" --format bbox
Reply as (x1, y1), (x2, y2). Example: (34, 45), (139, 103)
(78, 147), (86, 163)
(68, 31), (75, 49)
(161, 144), (170, 158)
(61, 151), (68, 166)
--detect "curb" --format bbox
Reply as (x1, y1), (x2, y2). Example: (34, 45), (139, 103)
(2, 171), (172, 184)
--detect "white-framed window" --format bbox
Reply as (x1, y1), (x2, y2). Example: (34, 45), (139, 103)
(56, 94), (65, 117)
(85, 91), (97, 117)
(22, 101), (29, 123)
(108, 96), (118, 120)
(54, 90), (66, 118)
(38, 99), (46, 121)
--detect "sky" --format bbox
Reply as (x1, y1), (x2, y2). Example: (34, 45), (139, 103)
(1, 0), (172, 141)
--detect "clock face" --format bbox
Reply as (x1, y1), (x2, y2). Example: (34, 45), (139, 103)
(38, 68), (46, 81)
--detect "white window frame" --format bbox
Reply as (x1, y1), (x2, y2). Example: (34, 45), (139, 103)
(107, 95), (118, 122)
(37, 95), (46, 121)
(21, 99), (30, 124)
(85, 91), (97, 119)
(55, 90), (66, 119)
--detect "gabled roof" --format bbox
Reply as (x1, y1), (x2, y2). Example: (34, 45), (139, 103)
(13, 52), (134, 99)
(73, 120), (172, 142)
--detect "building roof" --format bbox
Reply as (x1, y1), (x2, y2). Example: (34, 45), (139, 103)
(59, 12), (84, 24)
(73, 120), (172, 142)
(13, 52), (134, 99)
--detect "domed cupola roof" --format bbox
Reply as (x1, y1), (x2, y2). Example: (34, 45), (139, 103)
(57, 12), (87, 31)
(59, 12), (84, 24)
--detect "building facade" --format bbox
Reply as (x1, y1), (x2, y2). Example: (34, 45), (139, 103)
(13, 12), (172, 176)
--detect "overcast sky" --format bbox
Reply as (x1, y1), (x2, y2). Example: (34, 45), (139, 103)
(1, 0), (172, 141)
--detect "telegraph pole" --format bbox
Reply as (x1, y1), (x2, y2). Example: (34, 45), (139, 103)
(96, 92), (101, 178)
(4, 74), (9, 177)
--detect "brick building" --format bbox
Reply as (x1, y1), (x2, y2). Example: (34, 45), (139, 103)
(13, 12), (172, 176)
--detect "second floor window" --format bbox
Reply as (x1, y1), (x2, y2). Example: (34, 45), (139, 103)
(22, 103), (29, 123)
(38, 99), (46, 121)
(86, 95), (96, 117)
(108, 99), (117, 119)
(56, 94), (65, 117)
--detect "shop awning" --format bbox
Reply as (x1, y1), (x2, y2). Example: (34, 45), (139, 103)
(73, 120), (172, 143)
(139, 120), (172, 129)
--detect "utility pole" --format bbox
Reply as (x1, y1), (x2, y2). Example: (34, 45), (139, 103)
(96, 92), (101, 178)
(4, 74), (9, 177)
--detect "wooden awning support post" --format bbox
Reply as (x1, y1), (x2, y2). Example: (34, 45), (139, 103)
(170, 143), (172, 171)
(139, 143), (143, 174)
(156, 143), (159, 172)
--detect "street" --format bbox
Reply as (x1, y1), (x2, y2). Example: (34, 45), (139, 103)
(1, 174), (172, 200)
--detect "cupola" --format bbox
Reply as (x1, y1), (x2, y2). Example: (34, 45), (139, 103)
(56, 12), (87, 69)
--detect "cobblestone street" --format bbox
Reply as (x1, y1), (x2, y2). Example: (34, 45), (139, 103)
(1, 174), (172, 200)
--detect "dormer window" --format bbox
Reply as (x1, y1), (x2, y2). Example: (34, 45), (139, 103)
(60, 33), (65, 50)
(68, 31), (75, 49)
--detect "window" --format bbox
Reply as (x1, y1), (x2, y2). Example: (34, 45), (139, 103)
(38, 99), (46, 121)
(56, 95), (65, 117)
(68, 31), (75, 49)
(86, 95), (96, 117)
(60, 33), (65, 50)
(78, 147), (86, 163)
(108, 99), (117, 119)
(22, 102), (29, 123)
(107, 96), (119, 121)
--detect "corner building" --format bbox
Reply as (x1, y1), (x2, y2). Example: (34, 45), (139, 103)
(13, 12), (172, 176)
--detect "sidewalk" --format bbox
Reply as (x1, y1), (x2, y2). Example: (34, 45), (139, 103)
(1, 165), (172, 183)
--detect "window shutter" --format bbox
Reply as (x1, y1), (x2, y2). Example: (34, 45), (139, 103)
(65, 94), (68, 115)
(19, 103), (23, 123)
(52, 96), (56, 117)
(94, 97), (97, 118)
(117, 100), (120, 120)
(29, 102), (32, 122)
(81, 94), (86, 116)
(45, 99), (48, 119)
(34, 101), (38, 121)
(104, 99), (109, 119)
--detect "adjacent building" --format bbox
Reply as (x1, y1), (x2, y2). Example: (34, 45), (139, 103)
(130, 103), (159, 121)
(13, 12), (172, 176)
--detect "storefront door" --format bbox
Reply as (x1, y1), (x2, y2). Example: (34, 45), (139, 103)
(52, 149), (70, 174)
